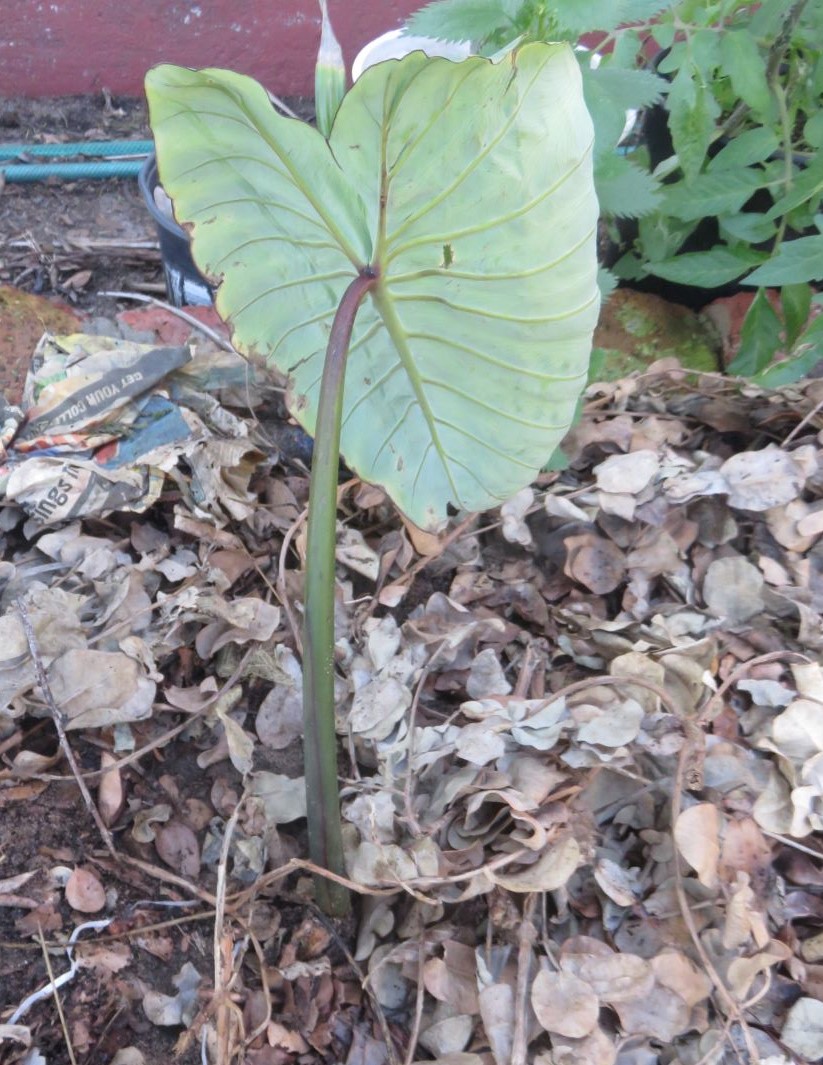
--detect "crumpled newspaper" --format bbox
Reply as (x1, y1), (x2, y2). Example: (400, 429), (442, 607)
(0, 332), (264, 525)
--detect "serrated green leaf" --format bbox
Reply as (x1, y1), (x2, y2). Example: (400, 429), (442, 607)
(595, 154), (660, 218)
(146, 47), (599, 530)
(744, 237), (823, 287)
(647, 247), (765, 287)
(553, 0), (674, 34)
(707, 128), (780, 172)
(720, 31), (770, 115)
(662, 169), (766, 221)
(597, 268), (619, 302)
(586, 65), (668, 111)
(667, 69), (720, 181)
(581, 71), (636, 156)
(620, 0), (676, 21)
(782, 284), (813, 349)
(548, 0), (620, 34)
(718, 212), (776, 245)
(638, 212), (698, 262)
(612, 250), (647, 281)
(727, 289), (782, 376)
(765, 155), (823, 222)
(752, 317), (823, 388)
(690, 28), (721, 78)
(748, 0), (790, 40)
(405, 0), (511, 41)
(805, 112), (823, 150)
(652, 21), (676, 49)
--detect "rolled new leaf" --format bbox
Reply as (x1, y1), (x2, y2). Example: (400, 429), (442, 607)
(315, 0), (345, 138)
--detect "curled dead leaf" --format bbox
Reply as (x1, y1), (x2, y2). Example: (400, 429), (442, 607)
(98, 751), (124, 827)
(492, 836), (581, 893)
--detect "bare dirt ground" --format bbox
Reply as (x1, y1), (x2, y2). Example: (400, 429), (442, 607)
(0, 95), (160, 308)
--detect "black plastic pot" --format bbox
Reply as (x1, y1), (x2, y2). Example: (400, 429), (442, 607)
(139, 153), (213, 307)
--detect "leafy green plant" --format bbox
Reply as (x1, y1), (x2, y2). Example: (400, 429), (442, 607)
(145, 39), (599, 913)
(407, 0), (823, 382)
(728, 287), (823, 387)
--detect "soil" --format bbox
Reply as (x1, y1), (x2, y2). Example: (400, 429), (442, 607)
(0, 95), (160, 314)
(0, 93), (313, 317)
(0, 92), (312, 403)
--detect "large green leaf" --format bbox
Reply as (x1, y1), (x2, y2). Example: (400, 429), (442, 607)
(145, 45), (599, 530)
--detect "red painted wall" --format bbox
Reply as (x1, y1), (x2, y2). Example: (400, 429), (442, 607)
(0, 1), (421, 99)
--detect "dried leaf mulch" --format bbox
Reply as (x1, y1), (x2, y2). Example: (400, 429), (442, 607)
(2, 346), (823, 1065)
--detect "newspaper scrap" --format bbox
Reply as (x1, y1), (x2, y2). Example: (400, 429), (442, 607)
(0, 332), (264, 526)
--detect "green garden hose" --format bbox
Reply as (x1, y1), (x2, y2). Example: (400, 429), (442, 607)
(0, 140), (152, 182)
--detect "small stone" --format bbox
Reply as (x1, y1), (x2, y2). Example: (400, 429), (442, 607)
(592, 289), (721, 379)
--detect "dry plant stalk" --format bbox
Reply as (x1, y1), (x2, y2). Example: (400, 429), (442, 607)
(16, 598), (117, 860)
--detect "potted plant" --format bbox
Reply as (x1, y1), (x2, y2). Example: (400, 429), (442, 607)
(144, 2), (600, 914)
(404, 0), (823, 381)
(138, 154), (213, 307)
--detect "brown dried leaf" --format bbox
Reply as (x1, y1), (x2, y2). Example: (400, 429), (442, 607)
(772, 698), (823, 761)
(0, 870), (37, 894)
(478, 981), (514, 1065)
(650, 951), (712, 1009)
(412, 1058), (483, 1065)
(594, 450), (659, 494)
(726, 938), (792, 999)
(720, 445), (808, 511)
(154, 821), (200, 878)
(543, 1025), (616, 1065)
(703, 556), (764, 623)
(531, 970), (599, 1038)
(610, 981), (691, 1042)
(418, 1016), (474, 1058)
(593, 858), (637, 906)
(560, 951), (653, 1004)
(563, 533), (625, 594)
(143, 961), (201, 1026)
(674, 803), (720, 889)
(492, 836), (581, 893)
(722, 873), (769, 949)
(65, 867), (106, 913)
(49, 649), (155, 729)
(423, 943), (479, 1014)
(216, 705), (254, 775)
(782, 996), (823, 1059)
(257, 682), (304, 750)
(500, 487), (534, 546)
(98, 751), (124, 827)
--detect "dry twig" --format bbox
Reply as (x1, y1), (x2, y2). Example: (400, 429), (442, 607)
(511, 893), (537, 1065)
(99, 289), (235, 351)
(37, 924), (77, 1065)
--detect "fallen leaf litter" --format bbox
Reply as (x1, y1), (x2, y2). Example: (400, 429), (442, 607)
(0, 335), (823, 1063)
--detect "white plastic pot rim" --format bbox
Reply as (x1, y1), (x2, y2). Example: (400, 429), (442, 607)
(352, 29), (472, 81)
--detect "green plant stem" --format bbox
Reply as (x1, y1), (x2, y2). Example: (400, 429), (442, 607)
(772, 79), (794, 248)
(303, 267), (378, 918)
(719, 0), (811, 141)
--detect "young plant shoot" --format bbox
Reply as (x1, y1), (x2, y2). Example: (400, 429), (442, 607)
(145, 38), (599, 914)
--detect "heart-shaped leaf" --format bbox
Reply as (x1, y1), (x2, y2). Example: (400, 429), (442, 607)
(146, 45), (599, 529)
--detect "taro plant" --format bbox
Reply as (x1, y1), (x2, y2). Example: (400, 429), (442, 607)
(145, 23), (599, 915)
